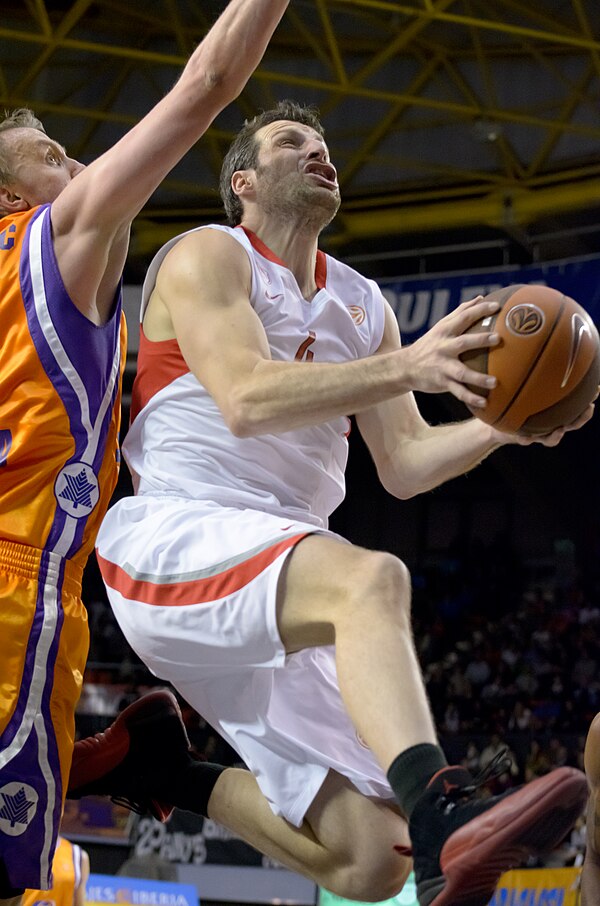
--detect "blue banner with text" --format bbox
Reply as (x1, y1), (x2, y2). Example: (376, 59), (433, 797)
(379, 255), (600, 343)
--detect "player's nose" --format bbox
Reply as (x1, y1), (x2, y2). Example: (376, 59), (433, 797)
(69, 158), (86, 177)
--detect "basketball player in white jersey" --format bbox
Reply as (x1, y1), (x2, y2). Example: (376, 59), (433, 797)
(96, 101), (593, 906)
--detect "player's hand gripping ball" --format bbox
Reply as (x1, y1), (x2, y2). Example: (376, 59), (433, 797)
(460, 284), (600, 435)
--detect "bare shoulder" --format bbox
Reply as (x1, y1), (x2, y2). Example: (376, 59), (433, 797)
(157, 227), (252, 309)
(160, 227), (248, 278)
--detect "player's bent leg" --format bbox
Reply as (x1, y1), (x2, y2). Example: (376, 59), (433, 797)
(208, 767), (411, 902)
(277, 535), (437, 773)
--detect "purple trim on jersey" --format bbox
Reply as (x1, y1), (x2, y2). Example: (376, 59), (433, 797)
(2, 720), (55, 889)
(18, 205), (122, 557)
(40, 557), (66, 882)
(21, 206), (122, 421)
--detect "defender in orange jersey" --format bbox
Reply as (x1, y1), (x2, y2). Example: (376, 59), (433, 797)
(22, 837), (89, 906)
(0, 0), (288, 898)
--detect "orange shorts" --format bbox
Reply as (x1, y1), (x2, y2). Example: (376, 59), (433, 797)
(0, 540), (88, 890)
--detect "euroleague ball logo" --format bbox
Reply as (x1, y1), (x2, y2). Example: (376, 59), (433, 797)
(505, 303), (545, 336)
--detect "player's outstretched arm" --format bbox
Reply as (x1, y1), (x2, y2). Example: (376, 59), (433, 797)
(51, 0), (288, 320)
(581, 714), (600, 905)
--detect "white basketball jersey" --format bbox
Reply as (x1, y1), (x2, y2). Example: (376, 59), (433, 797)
(124, 225), (385, 528)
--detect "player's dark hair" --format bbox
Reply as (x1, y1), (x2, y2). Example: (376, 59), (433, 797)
(219, 100), (324, 226)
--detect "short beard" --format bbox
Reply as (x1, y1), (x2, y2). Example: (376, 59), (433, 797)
(257, 169), (341, 233)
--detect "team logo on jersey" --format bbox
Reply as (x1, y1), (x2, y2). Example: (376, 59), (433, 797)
(348, 305), (366, 326)
(54, 462), (100, 517)
(0, 430), (12, 467)
(0, 782), (38, 836)
(0, 224), (16, 251)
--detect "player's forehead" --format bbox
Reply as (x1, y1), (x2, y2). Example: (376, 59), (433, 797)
(256, 119), (326, 148)
(4, 127), (66, 158)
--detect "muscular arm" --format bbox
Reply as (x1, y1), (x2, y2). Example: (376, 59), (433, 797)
(50, 0), (288, 323)
(149, 229), (501, 437)
(356, 304), (502, 499)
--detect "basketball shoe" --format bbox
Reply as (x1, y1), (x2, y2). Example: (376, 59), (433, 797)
(409, 751), (588, 906)
(68, 689), (190, 822)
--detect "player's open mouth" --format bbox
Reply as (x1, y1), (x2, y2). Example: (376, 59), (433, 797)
(303, 162), (338, 190)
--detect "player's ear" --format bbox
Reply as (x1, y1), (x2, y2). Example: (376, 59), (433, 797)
(231, 169), (254, 200)
(0, 186), (28, 212)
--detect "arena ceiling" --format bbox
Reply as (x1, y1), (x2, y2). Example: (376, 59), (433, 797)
(3, 0), (600, 277)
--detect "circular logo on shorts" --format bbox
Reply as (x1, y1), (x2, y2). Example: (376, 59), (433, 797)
(0, 782), (38, 836)
(54, 462), (100, 518)
(505, 303), (545, 336)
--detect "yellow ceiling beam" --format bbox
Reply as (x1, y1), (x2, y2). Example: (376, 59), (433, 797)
(339, 0), (600, 52)
(336, 176), (600, 238)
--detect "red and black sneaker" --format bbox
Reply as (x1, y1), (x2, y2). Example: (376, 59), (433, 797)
(409, 751), (588, 906)
(68, 689), (191, 823)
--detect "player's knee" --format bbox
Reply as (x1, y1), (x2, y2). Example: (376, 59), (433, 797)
(329, 849), (412, 902)
(350, 551), (411, 619)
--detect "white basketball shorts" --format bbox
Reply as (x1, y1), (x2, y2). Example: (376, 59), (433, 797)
(96, 495), (394, 825)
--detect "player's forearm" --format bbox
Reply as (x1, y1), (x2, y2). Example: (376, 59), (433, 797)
(222, 350), (414, 437)
(179, 0), (288, 106)
(376, 418), (501, 499)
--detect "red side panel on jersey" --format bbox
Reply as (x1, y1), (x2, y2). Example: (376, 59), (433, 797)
(130, 326), (189, 423)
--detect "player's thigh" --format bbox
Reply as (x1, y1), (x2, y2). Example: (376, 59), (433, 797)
(306, 770), (411, 902)
(277, 534), (410, 650)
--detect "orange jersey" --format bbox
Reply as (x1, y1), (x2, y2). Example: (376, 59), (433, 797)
(23, 836), (85, 906)
(0, 204), (126, 890)
(0, 205), (126, 567)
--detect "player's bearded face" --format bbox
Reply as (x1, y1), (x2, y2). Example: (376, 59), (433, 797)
(254, 158), (341, 228)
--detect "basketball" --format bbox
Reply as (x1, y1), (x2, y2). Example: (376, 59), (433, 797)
(460, 284), (600, 435)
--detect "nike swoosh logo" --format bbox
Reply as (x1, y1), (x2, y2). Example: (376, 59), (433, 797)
(562, 312), (591, 388)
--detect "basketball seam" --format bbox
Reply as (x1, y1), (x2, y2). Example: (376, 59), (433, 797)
(493, 297), (566, 430)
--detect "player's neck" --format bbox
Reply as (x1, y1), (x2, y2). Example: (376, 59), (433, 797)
(241, 215), (320, 300)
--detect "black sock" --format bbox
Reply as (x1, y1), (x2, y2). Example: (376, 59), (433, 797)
(156, 759), (226, 817)
(387, 743), (448, 819)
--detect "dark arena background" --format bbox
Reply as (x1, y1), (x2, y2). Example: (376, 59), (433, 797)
(4, 1), (600, 904)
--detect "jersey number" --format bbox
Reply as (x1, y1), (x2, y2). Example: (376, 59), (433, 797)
(294, 332), (316, 362)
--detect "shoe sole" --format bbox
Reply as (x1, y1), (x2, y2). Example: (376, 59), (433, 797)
(428, 767), (588, 906)
(69, 689), (189, 823)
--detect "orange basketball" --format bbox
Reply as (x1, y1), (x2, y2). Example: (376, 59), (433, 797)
(460, 284), (600, 435)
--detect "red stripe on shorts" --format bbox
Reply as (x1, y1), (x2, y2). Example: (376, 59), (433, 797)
(96, 533), (309, 606)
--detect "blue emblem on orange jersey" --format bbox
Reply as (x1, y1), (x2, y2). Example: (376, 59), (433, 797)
(0, 224), (16, 250)
(0, 430), (12, 467)
(54, 462), (100, 517)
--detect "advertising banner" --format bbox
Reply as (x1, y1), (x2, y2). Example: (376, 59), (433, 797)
(489, 867), (581, 905)
(86, 873), (198, 906)
(319, 867), (581, 906)
(379, 255), (600, 343)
